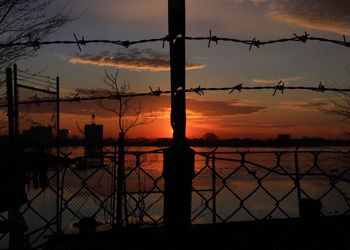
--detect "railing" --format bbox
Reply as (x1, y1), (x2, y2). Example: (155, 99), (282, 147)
(1, 149), (349, 249)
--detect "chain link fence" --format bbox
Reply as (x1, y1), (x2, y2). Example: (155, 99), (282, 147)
(0, 66), (59, 249)
(192, 150), (350, 224)
(55, 149), (350, 233)
(2, 145), (350, 249)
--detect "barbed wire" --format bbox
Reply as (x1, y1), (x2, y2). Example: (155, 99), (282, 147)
(17, 77), (57, 91)
(0, 31), (349, 51)
(17, 69), (57, 84)
(1, 82), (349, 108)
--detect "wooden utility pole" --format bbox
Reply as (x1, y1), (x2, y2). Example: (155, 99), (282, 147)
(163, 0), (195, 233)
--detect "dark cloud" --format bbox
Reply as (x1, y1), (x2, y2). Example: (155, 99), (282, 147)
(68, 49), (205, 72)
(265, 0), (350, 34)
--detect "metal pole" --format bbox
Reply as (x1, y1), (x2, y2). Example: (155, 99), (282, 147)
(13, 64), (19, 137)
(168, 0), (186, 148)
(7, 67), (25, 250)
(6, 68), (14, 142)
(212, 153), (217, 224)
(163, 0), (195, 233)
(294, 149), (302, 217)
(116, 132), (124, 226)
(56, 76), (61, 234)
(112, 144), (117, 225)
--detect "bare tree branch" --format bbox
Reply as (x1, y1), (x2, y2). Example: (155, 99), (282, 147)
(0, 0), (72, 70)
(321, 83), (350, 135)
(97, 70), (155, 136)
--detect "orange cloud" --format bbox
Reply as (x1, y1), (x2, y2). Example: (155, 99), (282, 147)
(68, 49), (206, 72)
(252, 76), (301, 84)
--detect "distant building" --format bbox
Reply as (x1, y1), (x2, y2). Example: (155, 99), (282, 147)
(84, 115), (103, 158)
(59, 129), (69, 141)
(22, 125), (53, 146)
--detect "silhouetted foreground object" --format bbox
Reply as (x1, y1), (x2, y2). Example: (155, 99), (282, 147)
(163, 2), (195, 247)
(44, 216), (350, 250)
(299, 198), (322, 219)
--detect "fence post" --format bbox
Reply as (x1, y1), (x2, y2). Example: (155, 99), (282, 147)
(212, 153), (217, 224)
(163, 0), (195, 236)
(56, 76), (61, 235)
(112, 144), (117, 225)
(116, 132), (126, 226)
(7, 67), (25, 250)
(13, 64), (19, 137)
(6, 67), (14, 156)
(136, 153), (144, 224)
(294, 149), (302, 216)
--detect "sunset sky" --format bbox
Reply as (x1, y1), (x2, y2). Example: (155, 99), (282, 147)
(15, 0), (350, 139)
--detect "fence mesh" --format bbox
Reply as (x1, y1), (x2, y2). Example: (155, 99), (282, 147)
(2, 143), (350, 249)
(0, 68), (59, 249)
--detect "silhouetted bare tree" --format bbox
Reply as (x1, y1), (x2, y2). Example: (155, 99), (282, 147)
(0, 0), (72, 132)
(97, 70), (154, 225)
(98, 70), (154, 136)
(327, 93), (350, 121)
(321, 83), (350, 136)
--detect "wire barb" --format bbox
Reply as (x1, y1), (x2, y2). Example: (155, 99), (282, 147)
(208, 30), (218, 48)
(149, 87), (162, 96)
(229, 84), (243, 94)
(28, 34), (40, 51)
(273, 81), (284, 96)
(121, 40), (130, 48)
(249, 38), (260, 51)
(318, 82), (326, 93)
(192, 86), (205, 95)
(72, 92), (81, 103)
(162, 35), (169, 48)
(73, 33), (86, 51)
(294, 32), (309, 43)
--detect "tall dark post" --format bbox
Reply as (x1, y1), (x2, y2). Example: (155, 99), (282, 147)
(6, 68), (15, 142)
(163, 0), (195, 234)
(169, 0), (186, 147)
(13, 64), (19, 137)
(116, 132), (125, 226)
(7, 67), (25, 250)
(56, 76), (61, 234)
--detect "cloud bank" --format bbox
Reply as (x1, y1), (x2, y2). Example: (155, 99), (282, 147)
(264, 0), (350, 35)
(69, 49), (206, 72)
